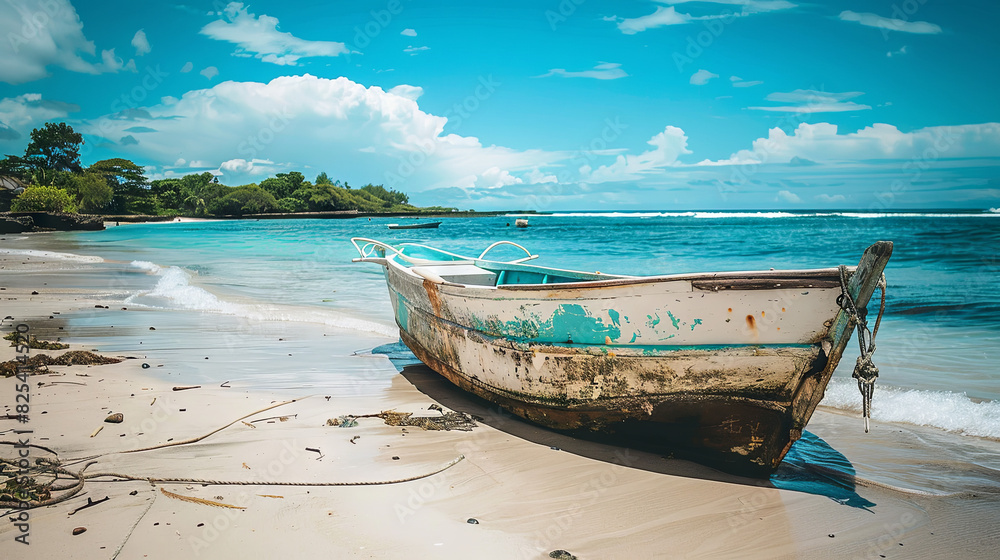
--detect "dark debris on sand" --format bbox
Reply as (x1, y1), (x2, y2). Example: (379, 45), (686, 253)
(4, 332), (69, 350)
(0, 351), (123, 377)
(377, 410), (478, 431)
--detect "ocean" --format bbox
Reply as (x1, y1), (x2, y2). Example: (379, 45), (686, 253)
(3, 210), (999, 492)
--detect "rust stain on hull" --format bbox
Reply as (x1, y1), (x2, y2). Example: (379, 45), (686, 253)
(423, 278), (443, 316)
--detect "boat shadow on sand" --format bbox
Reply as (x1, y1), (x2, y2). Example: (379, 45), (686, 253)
(397, 361), (876, 511)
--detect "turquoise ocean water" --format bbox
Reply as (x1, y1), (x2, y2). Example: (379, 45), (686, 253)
(4, 211), (1000, 445)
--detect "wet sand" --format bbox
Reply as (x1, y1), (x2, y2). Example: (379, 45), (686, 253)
(2, 253), (999, 559)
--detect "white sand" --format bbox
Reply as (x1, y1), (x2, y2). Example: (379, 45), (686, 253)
(1, 255), (998, 559)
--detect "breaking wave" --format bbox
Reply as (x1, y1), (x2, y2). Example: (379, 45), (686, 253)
(822, 378), (1000, 439)
(126, 260), (397, 338)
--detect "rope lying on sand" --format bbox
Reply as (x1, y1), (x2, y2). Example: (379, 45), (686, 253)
(0, 397), (466, 511)
(83, 454), (466, 487)
(1, 455), (466, 510)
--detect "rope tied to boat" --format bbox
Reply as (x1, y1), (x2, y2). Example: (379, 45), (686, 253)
(837, 265), (887, 433)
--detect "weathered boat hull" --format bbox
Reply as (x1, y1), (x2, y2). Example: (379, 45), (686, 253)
(363, 240), (892, 476)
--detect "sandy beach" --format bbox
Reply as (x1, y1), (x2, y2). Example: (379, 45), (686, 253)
(2, 251), (999, 560)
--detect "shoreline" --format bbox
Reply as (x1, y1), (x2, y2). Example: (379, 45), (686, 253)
(2, 243), (1000, 558)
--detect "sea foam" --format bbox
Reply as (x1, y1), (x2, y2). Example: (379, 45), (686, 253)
(0, 248), (104, 263)
(127, 260), (397, 338)
(822, 378), (1000, 439)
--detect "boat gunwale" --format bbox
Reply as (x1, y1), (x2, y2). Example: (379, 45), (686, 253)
(385, 252), (850, 292)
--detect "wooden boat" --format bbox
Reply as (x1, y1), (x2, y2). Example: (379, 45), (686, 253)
(352, 238), (892, 476)
(387, 221), (442, 230)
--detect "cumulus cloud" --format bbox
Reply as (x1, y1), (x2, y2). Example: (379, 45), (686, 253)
(400, 28), (417, 37)
(524, 169), (558, 184)
(0, 0), (127, 84)
(132, 29), (151, 56)
(0, 93), (80, 148)
(749, 89), (871, 113)
(218, 158), (276, 176)
(538, 62), (627, 80)
(690, 69), (718, 85)
(839, 11), (942, 34)
(587, 126), (692, 182)
(475, 167), (523, 189)
(200, 2), (347, 66)
(816, 193), (847, 203)
(703, 121), (1000, 165)
(77, 74), (561, 190)
(776, 189), (801, 203)
(387, 84), (424, 101)
(200, 66), (219, 79)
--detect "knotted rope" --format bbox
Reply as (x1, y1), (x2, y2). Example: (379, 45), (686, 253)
(837, 265), (887, 433)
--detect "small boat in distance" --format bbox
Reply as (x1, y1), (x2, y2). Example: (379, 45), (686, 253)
(515, 218), (529, 228)
(387, 221), (442, 230)
(351, 237), (892, 476)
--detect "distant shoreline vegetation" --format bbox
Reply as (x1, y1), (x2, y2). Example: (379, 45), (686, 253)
(0, 122), (457, 217)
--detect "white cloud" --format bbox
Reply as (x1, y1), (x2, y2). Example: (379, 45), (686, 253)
(132, 29), (151, 56)
(0, 0), (128, 84)
(730, 75), (762, 87)
(403, 45), (430, 55)
(181, 61), (194, 73)
(524, 169), (558, 184)
(618, 6), (689, 34)
(616, 1), (795, 34)
(476, 167), (523, 189)
(78, 74), (561, 190)
(815, 193), (846, 203)
(400, 28), (417, 37)
(887, 45), (907, 57)
(839, 11), (942, 34)
(705, 122), (1000, 165)
(776, 189), (801, 203)
(0, 93), (79, 145)
(749, 89), (871, 113)
(200, 66), (219, 79)
(690, 69), (718, 85)
(388, 84), (424, 101)
(218, 158), (276, 175)
(539, 62), (628, 80)
(587, 126), (692, 182)
(200, 2), (347, 66)
(99, 48), (133, 73)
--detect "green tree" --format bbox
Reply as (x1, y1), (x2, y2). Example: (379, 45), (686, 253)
(207, 186), (278, 216)
(11, 185), (77, 213)
(277, 197), (308, 213)
(89, 158), (150, 213)
(315, 171), (332, 185)
(259, 176), (292, 200)
(150, 179), (184, 210)
(65, 173), (113, 213)
(360, 184), (408, 205)
(183, 195), (208, 216)
(24, 122), (84, 174)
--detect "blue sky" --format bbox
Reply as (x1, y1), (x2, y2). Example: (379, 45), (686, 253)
(1, 0), (998, 210)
